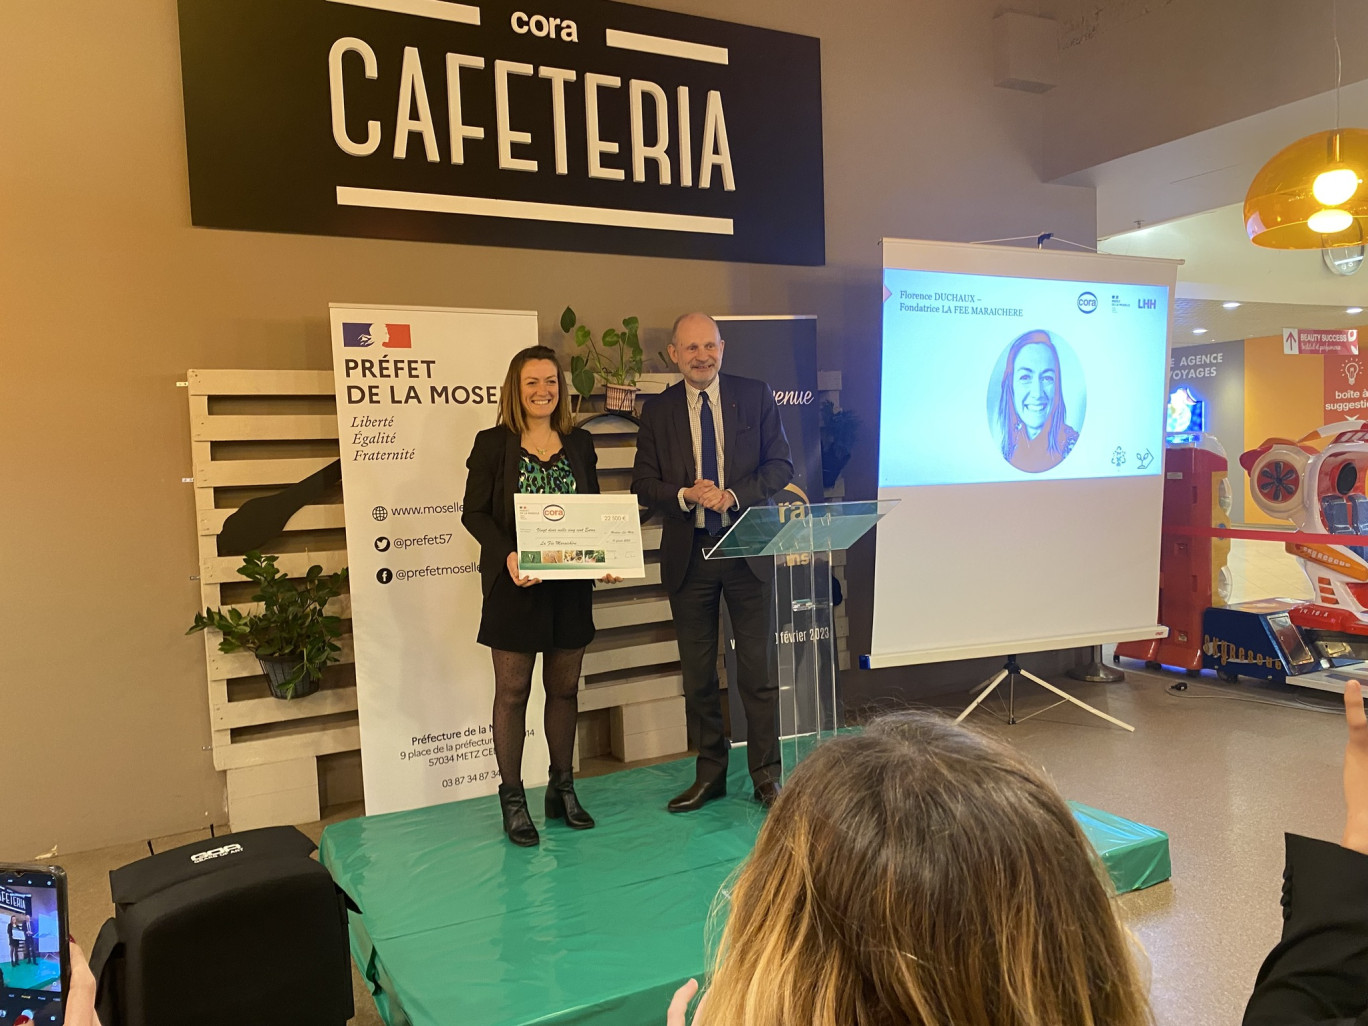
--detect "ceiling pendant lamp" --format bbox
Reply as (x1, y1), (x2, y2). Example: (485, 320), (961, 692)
(1246, 3), (1368, 250)
(1245, 128), (1368, 249)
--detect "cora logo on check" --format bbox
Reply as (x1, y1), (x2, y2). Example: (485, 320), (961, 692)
(542, 504), (566, 521)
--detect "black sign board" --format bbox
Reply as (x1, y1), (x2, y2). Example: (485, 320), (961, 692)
(177, 0), (825, 264)
(0, 887), (31, 918)
(715, 316), (821, 502)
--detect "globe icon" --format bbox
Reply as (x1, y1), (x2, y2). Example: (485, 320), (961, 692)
(372, 505), (388, 522)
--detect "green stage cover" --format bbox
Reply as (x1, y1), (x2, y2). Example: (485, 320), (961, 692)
(320, 752), (764, 1026)
(322, 751), (1171, 1026)
(1069, 800), (1172, 894)
(0, 956), (61, 993)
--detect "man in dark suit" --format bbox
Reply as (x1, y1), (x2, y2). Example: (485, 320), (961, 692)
(633, 312), (794, 811)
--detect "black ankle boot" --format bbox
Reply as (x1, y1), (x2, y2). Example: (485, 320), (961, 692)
(544, 769), (596, 829)
(498, 783), (540, 846)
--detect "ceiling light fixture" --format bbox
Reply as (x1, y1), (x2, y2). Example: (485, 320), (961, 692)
(1307, 206), (1356, 234)
(1314, 166), (1361, 205)
(1245, 3), (1368, 249)
(1246, 132), (1368, 248)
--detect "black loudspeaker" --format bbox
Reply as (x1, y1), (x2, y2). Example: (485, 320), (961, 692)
(90, 826), (354, 1026)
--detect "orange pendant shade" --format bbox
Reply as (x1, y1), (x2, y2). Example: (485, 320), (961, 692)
(1245, 128), (1368, 249)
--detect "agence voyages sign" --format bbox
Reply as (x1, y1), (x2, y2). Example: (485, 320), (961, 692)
(177, 0), (825, 264)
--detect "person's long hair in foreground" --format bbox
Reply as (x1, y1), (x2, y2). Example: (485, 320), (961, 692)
(700, 713), (1152, 1026)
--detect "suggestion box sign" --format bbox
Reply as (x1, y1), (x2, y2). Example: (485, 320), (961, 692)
(177, 0), (825, 265)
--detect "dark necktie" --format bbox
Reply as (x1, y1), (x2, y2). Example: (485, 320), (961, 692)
(699, 391), (723, 535)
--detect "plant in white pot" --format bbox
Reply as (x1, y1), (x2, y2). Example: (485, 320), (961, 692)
(187, 551), (349, 699)
(560, 306), (643, 413)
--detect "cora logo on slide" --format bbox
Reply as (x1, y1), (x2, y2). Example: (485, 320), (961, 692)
(1077, 292), (1098, 314)
(542, 504), (566, 521)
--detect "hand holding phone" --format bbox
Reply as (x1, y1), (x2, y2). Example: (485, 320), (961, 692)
(63, 944), (98, 1026)
(0, 864), (71, 1025)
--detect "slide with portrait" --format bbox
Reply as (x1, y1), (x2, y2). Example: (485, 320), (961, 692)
(868, 238), (1176, 668)
(880, 268), (1170, 488)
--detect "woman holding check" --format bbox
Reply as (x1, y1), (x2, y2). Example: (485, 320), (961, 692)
(462, 345), (619, 847)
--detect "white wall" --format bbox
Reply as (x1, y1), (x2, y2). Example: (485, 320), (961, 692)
(1041, 0), (1368, 181)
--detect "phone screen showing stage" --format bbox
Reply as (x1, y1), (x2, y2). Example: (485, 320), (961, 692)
(1, 870), (67, 1025)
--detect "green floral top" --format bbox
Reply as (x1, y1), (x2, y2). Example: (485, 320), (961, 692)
(518, 450), (577, 495)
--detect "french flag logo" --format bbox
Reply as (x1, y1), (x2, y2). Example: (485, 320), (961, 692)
(342, 322), (412, 348)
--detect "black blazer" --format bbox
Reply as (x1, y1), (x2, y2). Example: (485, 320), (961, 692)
(461, 425), (600, 597)
(631, 373), (793, 593)
(1243, 833), (1368, 1026)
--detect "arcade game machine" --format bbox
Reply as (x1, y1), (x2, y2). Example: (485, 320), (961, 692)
(1116, 388), (1233, 674)
(1201, 422), (1368, 693)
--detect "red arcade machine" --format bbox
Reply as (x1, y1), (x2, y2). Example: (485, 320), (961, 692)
(1115, 427), (1231, 673)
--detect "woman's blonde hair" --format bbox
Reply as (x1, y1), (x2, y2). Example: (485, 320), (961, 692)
(701, 713), (1151, 1026)
(497, 345), (574, 436)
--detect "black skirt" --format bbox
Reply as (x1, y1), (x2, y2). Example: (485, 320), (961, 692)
(476, 571), (596, 652)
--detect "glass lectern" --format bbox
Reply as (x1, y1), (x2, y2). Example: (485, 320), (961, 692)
(705, 499), (899, 777)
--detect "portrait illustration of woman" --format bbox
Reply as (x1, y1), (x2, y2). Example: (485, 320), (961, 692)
(994, 329), (1080, 473)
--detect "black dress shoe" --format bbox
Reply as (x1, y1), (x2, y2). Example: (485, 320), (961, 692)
(545, 768), (596, 830)
(498, 783), (540, 847)
(753, 781), (781, 807)
(667, 775), (727, 813)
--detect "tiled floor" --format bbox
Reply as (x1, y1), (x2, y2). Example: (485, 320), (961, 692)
(57, 662), (1350, 1026)
(928, 667), (1349, 1026)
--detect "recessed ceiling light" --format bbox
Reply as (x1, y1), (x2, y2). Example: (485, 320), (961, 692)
(1348, 307), (1364, 315)
(1223, 301), (1241, 309)
(1192, 328), (1208, 335)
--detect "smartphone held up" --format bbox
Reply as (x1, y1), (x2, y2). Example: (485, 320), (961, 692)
(1, 865), (69, 1025)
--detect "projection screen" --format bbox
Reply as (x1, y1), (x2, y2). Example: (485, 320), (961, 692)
(866, 238), (1178, 668)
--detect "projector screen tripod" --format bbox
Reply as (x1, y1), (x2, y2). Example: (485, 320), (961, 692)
(956, 655), (1134, 732)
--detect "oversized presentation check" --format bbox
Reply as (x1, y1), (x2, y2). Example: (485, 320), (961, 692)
(515, 493), (646, 580)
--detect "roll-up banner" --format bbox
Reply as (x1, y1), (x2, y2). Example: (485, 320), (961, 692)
(330, 304), (542, 814)
(712, 315), (820, 740)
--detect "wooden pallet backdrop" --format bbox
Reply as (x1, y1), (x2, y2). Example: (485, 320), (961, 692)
(187, 369), (847, 830)
(187, 369), (357, 831)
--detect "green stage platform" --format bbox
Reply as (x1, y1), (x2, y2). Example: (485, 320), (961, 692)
(0, 955), (61, 992)
(321, 749), (1170, 1026)
(1070, 800), (1172, 894)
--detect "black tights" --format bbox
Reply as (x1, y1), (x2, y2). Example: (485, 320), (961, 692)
(491, 647), (585, 784)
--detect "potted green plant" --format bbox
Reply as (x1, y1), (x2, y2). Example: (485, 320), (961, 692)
(560, 306), (643, 413)
(187, 551), (349, 699)
(820, 401), (862, 489)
